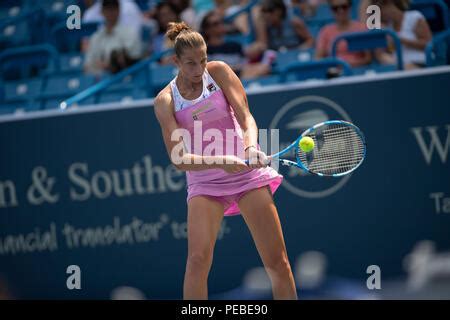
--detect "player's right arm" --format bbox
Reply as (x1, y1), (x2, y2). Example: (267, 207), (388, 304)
(153, 89), (248, 173)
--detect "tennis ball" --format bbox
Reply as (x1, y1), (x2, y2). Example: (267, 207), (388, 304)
(299, 136), (315, 153)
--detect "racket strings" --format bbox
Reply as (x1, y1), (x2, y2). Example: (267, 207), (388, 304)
(297, 124), (365, 175)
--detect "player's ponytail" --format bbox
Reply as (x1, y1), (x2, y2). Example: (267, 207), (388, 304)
(165, 22), (206, 57)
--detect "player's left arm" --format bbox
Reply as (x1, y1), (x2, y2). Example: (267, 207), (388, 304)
(207, 61), (267, 166)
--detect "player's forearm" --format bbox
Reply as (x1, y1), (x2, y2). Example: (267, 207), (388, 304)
(241, 115), (259, 150)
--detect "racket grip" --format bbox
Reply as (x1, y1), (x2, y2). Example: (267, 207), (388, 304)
(244, 157), (272, 166)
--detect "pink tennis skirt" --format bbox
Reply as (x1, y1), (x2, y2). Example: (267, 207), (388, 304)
(186, 166), (283, 216)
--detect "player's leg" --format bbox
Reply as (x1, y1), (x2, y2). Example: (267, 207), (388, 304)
(238, 187), (297, 300)
(183, 196), (224, 299)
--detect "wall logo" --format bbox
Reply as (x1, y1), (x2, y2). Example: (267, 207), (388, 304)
(269, 96), (353, 198)
(410, 125), (450, 165)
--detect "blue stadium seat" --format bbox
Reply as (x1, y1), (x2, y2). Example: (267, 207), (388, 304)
(0, 44), (60, 80)
(0, 16), (30, 50)
(0, 6), (49, 49)
(43, 73), (96, 97)
(410, 0), (449, 33)
(279, 58), (353, 82)
(150, 64), (178, 94)
(272, 48), (315, 73)
(4, 78), (43, 102)
(104, 69), (150, 92)
(97, 89), (148, 104)
(37, 0), (75, 16)
(242, 75), (281, 89)
(40, 95), (96, 110)
(331, 29), (404, 70)
(426, 28), (450, 66)
(0, 3), (23, 20)
(33, 0), (72, 37)
(60, 53), (84, 73)
(51, 21), (100, 53)
(305, 3), (334, 31)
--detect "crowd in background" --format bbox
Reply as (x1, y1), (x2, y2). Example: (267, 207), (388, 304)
(73, 0), (434, 77)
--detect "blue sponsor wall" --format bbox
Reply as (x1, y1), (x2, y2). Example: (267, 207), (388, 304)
(1, 69), (450, 299)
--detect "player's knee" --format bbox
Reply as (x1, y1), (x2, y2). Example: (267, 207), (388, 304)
(265, 255), (292, 276)
(186, 251), (213, 273)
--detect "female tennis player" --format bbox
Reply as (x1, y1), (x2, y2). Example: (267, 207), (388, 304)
(153, 21), (297, 300)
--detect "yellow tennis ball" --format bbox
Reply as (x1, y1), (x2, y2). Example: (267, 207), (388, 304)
(299, 136), (315, 153)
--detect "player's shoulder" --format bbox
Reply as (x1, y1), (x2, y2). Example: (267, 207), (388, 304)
(155, 85), (172, 106)
(154, 85), (174, 117)
(207, 60), (232, 75)
(207, 60), (233, 83)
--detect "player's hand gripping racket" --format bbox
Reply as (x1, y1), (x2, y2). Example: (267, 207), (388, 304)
(246, 120), (366, 177)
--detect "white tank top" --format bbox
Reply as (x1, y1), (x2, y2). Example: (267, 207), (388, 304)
(170, 69), (221, 112)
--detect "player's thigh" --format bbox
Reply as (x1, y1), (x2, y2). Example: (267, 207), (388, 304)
(237, 187), (289, 265)
(187, 196), (224, 256)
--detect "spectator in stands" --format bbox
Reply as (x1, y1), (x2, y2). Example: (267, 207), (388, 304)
(145, 0), (196, 30)
(372, 0), (432, 69)
(81, 0), (97, 12)
(201, 11), (271, 79)
(358, 0), (371, 23)
(84, 0), (143, 75)
(315, 0), (371, 67)
(171, 0), (197, 28)
(289, 0), (323, 19)
(214, 0), (249, 35)
(259, 0), (314, 51)
(150, 2), (181, 55)
(83, 0), (144, 36)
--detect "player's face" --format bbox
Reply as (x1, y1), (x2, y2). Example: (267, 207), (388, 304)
(177, 46), (208, 84)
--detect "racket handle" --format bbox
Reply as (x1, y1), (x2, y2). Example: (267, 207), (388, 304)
(244, 157), (272, 166)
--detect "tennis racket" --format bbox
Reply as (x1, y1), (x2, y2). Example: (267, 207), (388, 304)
(246, 120), (366, 177)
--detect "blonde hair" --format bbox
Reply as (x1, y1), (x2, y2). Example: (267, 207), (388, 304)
(166, 22), (206, 57)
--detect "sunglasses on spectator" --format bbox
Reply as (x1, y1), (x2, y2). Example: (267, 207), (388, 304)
(331, 4), (350, 12)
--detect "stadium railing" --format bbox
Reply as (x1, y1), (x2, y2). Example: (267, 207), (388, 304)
(426, 28), (450, 66)
(61, 49), (174, 109)
(331, 29), (404, 71)
(279, 58), (353, 83)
